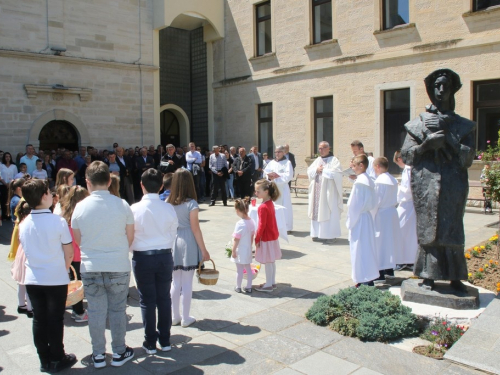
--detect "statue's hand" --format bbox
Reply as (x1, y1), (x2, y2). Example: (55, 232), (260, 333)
(422, 130), (446, 151)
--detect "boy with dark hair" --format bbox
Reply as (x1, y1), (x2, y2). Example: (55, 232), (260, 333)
(71, 161), (135, 368)
(19, 179), (76, 372)
(371, 157), (401, 282)
(346, 155), (379, 287)
(14, 162), (28, 179)
(131, 168), (178, 354)
(32, 159), (48, 180)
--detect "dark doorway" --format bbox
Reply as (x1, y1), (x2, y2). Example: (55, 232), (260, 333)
(384, 88), (410, 174)
(160, 110), (180, 147)
(474, 79), (500, 151)
(39, 120), (79, 151)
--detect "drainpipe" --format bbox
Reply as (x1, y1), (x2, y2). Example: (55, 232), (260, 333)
(133, 0), (144, 146)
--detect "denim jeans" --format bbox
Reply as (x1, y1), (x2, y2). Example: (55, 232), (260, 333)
(132, 252), (173, 346)
(225, 173), (234, 198)
(26, 284), (67, 364)
(81, 272), (130, 355)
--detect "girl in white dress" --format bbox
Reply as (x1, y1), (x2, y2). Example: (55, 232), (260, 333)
(231, 198), (255, 293)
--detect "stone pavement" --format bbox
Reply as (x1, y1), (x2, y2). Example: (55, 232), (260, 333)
(0, 196), (496, 375)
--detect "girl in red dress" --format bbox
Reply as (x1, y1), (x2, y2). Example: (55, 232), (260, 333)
(254, 179), (281, 292)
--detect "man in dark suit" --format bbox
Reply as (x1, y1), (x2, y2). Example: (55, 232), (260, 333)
(249, 146), (263, 191)
(135, 147), (154, 200)
(158, 144), (183, 174)
(116, 147), (135, 204)
(284, 144), (296, 187)
(232, 147), (255, 198)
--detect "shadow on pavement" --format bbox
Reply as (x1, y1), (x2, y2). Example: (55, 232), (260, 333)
(280, 249), (305, 260)
(193, 290), (231, 300)
(0, 305), (18, 323)
(289, 231), (309, 238)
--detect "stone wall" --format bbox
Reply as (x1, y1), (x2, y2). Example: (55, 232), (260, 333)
(212, 0), (500, 174)
(0, 0), (155, 153)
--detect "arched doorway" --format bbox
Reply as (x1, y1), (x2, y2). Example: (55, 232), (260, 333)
(39, 120), (79, 151)
(160, 110), (180, 147)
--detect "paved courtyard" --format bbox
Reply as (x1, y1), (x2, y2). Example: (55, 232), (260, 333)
(0, 196), (496, 374)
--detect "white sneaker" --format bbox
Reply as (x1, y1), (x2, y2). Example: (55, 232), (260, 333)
(92, 353), (106, 369)
(111, 347), (134, 367)
(181, 316), (196, 328)
(172, 317), (181, 326)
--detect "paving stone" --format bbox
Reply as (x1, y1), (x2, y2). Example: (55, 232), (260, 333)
(240, 308), (304, 333)
(439, 364), (486, 375)
(245, 335), (317, 365)
(445, 340), (500, 375)
(470, 314), (500, 335)
(454, 327), (499, 350)
(480, 297), (500, 317)
(272, 369), (305, 375)
(351, 368), (384, 375)
(323, 338), (449, 375)
(279, 321), (344, 349)
(211, 322), (272, 346)
(290, 351), (360, 375)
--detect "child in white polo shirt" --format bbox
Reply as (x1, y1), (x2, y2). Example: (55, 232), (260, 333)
(18, 179), (76, 372)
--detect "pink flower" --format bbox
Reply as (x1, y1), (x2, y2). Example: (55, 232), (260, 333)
(478, 155), (482, 160)
(487, 140), (491, 144)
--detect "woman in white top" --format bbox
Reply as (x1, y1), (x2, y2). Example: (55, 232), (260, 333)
(0, 152), (18, 221)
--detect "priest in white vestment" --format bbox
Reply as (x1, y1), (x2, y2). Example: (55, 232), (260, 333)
(307, 141), (343, 241)
(370, 157), (401, 280)
(346, 155), (379, 286)
(394, 151), (418, 268)
(264, 145), (293, 231)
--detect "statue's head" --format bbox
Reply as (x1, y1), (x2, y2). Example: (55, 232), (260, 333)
(424, 69), (462, 112)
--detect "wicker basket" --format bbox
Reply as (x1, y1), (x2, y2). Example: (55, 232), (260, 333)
(243, 263), (260, 280)
(196, 259), (219, 286)
(66, 265), (84, 307)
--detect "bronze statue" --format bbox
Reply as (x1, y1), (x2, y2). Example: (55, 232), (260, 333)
(401, 69), (476, 291)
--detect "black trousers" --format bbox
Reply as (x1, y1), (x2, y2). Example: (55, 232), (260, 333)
(69, 261), (85, 315)
(0, 184), (8, 220)
(236, 178), (253, 199)
(26, 284), (67, 364)
(211, 174), (227, 203)
(132, 252), (174, 346)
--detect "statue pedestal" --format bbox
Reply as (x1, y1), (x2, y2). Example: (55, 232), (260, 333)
(401, 279), (479, 310)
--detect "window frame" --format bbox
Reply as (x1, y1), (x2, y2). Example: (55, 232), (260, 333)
(313, 96), (334, 152)
(255, 1), (272, 57)
(258, 103), (273, 156)
(382, 0), (410, 31)
(473, 79), (500, 149)
(312, 0), (333, 45)
(473, 0), (500, 11)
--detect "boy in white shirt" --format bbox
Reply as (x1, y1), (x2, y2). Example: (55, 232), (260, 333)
(346, 155), (379, 287)
(32, 159), (48, 180)
(14, 163), (28, 179)
(131, 168), (178, 354)
(371, 157), (401, 282)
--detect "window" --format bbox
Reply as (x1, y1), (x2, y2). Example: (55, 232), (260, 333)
(258, 103), (273, 156)
(314, 97), (334, 152)
(384, 89), (410, 174)
(474, 0), (500, 11)
(383, 0), (409, 30)
(312, 0), (332, 44)
(474, 80), (500, 151)
(256, 1), (272, 56)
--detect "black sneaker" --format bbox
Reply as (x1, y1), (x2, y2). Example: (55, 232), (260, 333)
(92, 353), (106, 369)
(50, 353), (77, 373)
(142, 341), (157, 355)
(111, 346), (134, 367)
(40, 362), (50, 373)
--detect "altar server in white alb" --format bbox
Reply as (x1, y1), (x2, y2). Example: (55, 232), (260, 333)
(346, 155), (379, 287)
(264, 145), (293, 232)
(370, 157), (401, 281)
(393, 151), (418, 270)
(307, 141), (343, 242)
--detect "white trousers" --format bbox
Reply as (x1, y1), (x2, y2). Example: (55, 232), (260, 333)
(235, 264), (252, 289)
(171, 269), (195, 321)
(264, 263), (276, 287)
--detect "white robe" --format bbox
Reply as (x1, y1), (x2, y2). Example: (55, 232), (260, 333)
(346, 173), (379, 284)
(370, 172), (400, 270)
(264, 159), (293, 231)
(307, 156), (343, 239)
(396, 165), (418, 264)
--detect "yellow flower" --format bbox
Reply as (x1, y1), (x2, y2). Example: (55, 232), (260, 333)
(480, 246), (486, 249)
(485, 264), (489, 268)
(474, 246), (479, 251)
(490, 259), (494, 264)
(468, 273), (472, 277)
(465, 253), (471, 259)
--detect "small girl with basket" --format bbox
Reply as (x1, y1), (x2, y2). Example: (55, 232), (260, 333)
(254, 179), (281, 293)
(231, 198), (255, 293)
(60, 185), (90, 323)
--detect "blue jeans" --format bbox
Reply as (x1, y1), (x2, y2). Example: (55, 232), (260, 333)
(132, 253), (173, 346)
(81, 272), (130, 355)
(225, 173), (234, 198)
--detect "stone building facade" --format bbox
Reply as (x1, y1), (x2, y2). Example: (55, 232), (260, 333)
(211, 0), (500, 174)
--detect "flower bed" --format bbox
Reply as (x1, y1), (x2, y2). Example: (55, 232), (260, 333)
(414, 318), (468, 359)
(465, 234), (500, 293)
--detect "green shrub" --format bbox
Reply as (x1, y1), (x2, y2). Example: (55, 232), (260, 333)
(306, 286), (419, 342)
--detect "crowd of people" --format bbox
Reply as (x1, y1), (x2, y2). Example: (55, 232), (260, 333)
(1, 137), (417, 372)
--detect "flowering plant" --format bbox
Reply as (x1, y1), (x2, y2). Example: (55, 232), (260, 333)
(224, 240), (233, 258)
(421, 318), (467, 355)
